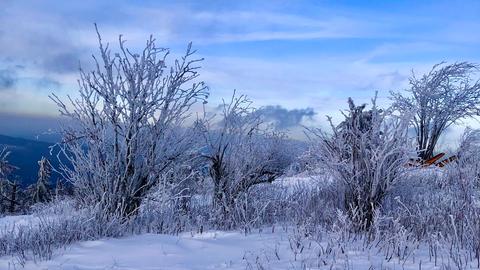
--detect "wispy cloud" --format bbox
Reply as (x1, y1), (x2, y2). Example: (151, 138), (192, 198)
(0, 0), (478, 141)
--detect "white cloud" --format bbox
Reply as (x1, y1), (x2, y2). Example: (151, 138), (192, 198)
(0, 0), (478, 144)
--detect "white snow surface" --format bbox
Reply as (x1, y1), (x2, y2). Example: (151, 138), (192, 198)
(0, 215), (32, 229)
(1, 228), (289, 270)
(1, 215), (478, 270)
(0, 214), (36, 236)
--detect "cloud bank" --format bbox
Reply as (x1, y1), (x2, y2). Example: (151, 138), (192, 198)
(0, 0), (478, 141)
(257, 105), (316, 129)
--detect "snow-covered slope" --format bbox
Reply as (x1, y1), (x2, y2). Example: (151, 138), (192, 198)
(0, 229), (287, 270)
(1, 221), (477, 270)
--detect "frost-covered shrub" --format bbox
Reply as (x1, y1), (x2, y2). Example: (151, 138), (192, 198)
(391, 62), (480, 160)
(50, 27), (208, 218)
(0, 198), (126, 263)
(306, 97), (412, 230)
(382, 160), (480, 263)
(197, 93), (294, 229)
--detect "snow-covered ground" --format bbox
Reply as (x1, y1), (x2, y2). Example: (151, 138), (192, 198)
(1, 227), (287, 270)
(0, 215), (32, 229)
(0, 214), (36, 236)
(275, 173), (331, 187)
(1, 215), (478, 270)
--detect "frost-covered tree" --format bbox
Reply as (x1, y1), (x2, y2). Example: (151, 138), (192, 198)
(307, 97), (411, 230)
(0, 148), (21, 214)
(391, 62), (480, 160)
(31, 157), (52, 204)
(50, 26), (208, 218)
(0, 148), (15, 178)
(197, 93), (292, 228)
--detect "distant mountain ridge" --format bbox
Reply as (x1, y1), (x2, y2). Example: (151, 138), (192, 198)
(0, 134), (61, 187)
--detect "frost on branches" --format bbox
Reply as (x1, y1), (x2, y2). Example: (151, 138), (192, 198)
(50, 26), (208, 218)
(197, 93), (293, 229)
(391, 62), (480, 160)
(31, 157), (52, 204)
(307, 96), (412, 230)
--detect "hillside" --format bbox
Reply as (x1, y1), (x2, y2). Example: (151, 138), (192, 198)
(0, 134), (61, 186)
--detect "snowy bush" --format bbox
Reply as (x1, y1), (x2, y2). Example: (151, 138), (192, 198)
(50, 26), (208, 219)
(196, 93), (294, 229)
(381, 163), (480, 265)
(0, 199), (125, 264)
(391, 62), (480, 160)
(306, 96), (412, 230)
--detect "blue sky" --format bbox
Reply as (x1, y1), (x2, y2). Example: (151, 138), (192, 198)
(0, 0), (479, 139)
